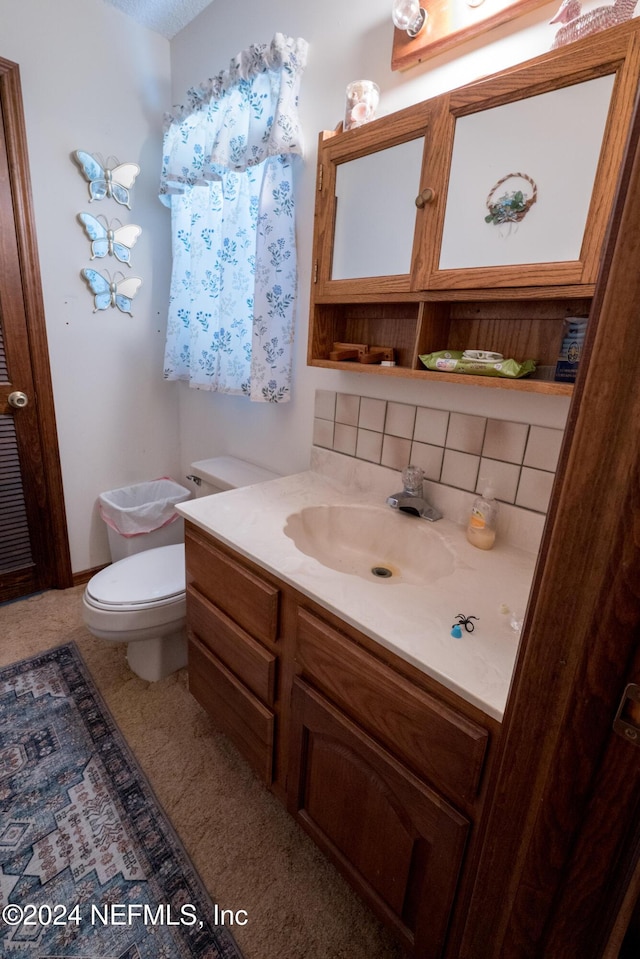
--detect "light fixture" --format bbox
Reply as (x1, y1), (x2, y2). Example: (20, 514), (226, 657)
(391, 0), (428, 38)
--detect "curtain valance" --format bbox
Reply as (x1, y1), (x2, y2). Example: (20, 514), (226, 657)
(160, 33), (308, 203)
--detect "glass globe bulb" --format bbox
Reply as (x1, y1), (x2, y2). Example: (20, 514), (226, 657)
(392, 0), (427, 37)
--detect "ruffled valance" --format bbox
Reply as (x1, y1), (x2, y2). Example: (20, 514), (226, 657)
(159, 33), (308, 204)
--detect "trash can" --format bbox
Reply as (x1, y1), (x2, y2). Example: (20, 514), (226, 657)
(98, 477), (191, 562)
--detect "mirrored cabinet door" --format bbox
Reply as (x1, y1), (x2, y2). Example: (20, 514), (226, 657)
(312, 101), (437, 296)
(419, 25), (640, 290)
(439, 75), (614, 271)
(331, 137), (425, 281)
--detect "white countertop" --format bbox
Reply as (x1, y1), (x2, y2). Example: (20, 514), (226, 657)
(178, 451), (539, 721)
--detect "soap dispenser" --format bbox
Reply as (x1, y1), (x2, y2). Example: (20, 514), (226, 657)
(467, 488), (498, 550)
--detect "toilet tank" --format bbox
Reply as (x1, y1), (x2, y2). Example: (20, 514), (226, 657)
(188, 456), (281, 497)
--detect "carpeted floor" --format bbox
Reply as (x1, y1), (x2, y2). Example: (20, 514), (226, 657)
(0, 586), (405, 959)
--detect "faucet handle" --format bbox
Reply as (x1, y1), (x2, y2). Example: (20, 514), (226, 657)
(402, 464), (424, 495)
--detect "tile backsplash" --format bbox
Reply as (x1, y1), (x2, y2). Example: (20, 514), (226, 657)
(313, 390), (564, 515)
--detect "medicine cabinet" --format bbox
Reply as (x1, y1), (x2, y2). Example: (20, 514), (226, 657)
(308, 20), (640, 395)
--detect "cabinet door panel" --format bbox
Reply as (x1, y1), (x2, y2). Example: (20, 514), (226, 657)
(439, 76), (613, 272)
(296, 608), (488, 806)
(421, 25), (640, 290)
(288, 680), (469, 959)
(313, 100), (439, 297)
(332, 137), (425, 280)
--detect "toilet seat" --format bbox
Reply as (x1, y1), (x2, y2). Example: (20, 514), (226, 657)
(85, 543), (185, 611)
(81, 542), (187, 668)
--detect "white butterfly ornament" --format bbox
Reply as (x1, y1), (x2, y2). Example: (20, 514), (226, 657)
(81, 268), (142, 316)
(78, 213), (141, 267)
(74, 150), (140, 209)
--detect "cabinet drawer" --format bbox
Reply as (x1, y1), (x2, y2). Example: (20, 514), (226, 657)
(187, 585), (276, 706)
(296, 608), (488, 806)
(189, 636), (275, 785)
(186, 528), (279, 644)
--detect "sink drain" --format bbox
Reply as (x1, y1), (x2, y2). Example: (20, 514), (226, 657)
(371, 566), (393, 578)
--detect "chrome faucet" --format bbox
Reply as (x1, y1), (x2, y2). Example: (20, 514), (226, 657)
(386, 465), (442, 522)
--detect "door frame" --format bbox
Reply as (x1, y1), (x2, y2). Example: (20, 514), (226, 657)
(1, 58), (71, 594)
(456, 74), (640, 958)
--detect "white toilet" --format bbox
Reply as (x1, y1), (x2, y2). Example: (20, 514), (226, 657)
(82, 457), (280, 682)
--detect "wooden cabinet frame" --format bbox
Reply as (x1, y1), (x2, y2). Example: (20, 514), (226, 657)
(307, 21), (640, 397)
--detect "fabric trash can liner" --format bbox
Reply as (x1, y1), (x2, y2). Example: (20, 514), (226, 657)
(98, 477), (190, 537)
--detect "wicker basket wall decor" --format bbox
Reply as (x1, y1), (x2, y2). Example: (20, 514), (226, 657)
(485, 172), (538, 226)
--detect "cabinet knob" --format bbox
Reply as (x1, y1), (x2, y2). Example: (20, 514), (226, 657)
(415, 187), (435, 208)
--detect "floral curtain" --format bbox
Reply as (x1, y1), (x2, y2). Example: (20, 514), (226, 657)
(159, 34), (308, 402)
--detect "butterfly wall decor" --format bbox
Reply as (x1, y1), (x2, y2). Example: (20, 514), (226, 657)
(81, 268), (142, 316)
(73, 150), (140, 209)
(78, 213), (142, 266)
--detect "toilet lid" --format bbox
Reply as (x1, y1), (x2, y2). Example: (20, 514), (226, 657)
(86, 544), (185, 608)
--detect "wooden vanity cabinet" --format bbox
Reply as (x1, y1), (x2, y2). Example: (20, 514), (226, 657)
(308, 20), (640, 396)
(184, 523), (498, 958)
(287, 607), (495, 958)
(288, 678), (469, 959)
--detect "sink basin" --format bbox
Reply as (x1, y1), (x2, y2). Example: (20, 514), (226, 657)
(283, 505), (455, 584)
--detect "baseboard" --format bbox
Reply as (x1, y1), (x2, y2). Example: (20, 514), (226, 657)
(72, 565), (108, 587)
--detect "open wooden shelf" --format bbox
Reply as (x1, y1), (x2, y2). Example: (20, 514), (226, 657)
(307, 295), (589, 396)
(308, 357), (573, 395)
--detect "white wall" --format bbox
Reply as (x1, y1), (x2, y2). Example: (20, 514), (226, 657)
(169, 0), (576, 484)
(0, 0), (607, 575)
(0, 0), (174, 572)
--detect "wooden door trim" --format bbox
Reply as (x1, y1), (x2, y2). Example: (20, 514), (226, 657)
(0, 57), (71, 590)
(457, 74), (640, 959)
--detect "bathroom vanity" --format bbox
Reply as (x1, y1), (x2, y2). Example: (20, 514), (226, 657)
(178, 455), (536, 958)
(177, 20), (640, 959)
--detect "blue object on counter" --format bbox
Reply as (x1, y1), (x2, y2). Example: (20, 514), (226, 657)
(451, 625), (463, 638)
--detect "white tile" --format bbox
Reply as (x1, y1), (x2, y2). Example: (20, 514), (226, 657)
(482, 419), (529, 464)
(358, 396), (387, 432)
(477, 458), (520, 504)
(381, 435), (412, 471)
(356, 428), (383, 463)
(524, 426), (564, 472)
(446, 412), (486, 455)
(516, 467), (556, 513)
(441, 449), (480, 492)
(314, 389), (336, 421)
(335, 392), (360, 426)
(410, 441), (444, 482)
(313, 417), (334, 449)
(414, 407), (449, 446)
(385, 402), (416, 439)
(333, 423), (357, 456)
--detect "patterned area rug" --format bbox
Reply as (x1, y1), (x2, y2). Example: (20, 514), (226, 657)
(0, 643), (244, 959)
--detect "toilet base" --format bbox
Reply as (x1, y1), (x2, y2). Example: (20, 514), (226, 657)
(125, 629), (187, 682)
